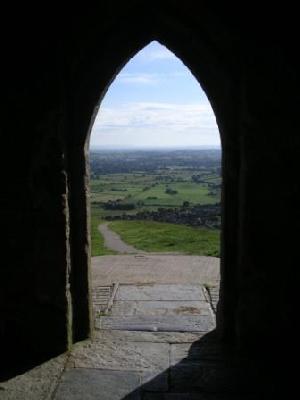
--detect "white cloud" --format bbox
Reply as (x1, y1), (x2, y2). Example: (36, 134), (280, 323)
(90, 102), (220, 148)
(94, 103), (216, 129)
(118, 73), (158, 85)
(117, 72), (188, 85)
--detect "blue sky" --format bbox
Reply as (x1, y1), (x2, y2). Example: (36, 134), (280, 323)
(90, 41), (220, 149)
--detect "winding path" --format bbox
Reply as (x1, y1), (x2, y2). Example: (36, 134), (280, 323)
(98, 222), (143, 254)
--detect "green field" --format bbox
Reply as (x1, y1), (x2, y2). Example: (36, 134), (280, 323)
(90, 150), (221, 257)
(90, 171), (220, 215)
(133, 182), (215, 206)
(109, 220), (220, 257)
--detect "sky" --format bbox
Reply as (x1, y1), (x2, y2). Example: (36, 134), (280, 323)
(90, 41), (220, 149)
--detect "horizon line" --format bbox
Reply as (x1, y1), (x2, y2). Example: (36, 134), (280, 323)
(90, 145), (221, 151)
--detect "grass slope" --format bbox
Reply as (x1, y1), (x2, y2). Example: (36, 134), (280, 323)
(91, 207), (116, 256)
(109, 220), (220, 257)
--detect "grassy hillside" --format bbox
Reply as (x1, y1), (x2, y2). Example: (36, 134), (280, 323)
(109, 220), (220, 257)
(90, 207), (116, 256)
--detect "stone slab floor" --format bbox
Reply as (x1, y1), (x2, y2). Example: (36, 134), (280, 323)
(0, 257), (257, 399)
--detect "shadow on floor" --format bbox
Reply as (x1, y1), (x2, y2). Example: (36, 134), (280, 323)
(119, 331), (259, 399)
(54, 330), (283, 400)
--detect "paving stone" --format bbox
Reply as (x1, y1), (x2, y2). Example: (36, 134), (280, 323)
(67, 340), (169, 371)
(1, 281), (220, 399)
(53, 368), (141, 400)
(111, 300), (211, 317)
(140, 370), (169, 392)
(0, 354), (67, 400)
(92, 255), (220, 287)
(170, 363), (226, 392)
(93, 329), (206, 343)
(98, 315), (215, 332)
(116, 284), (206, 301)
(169, 363), (255, 393)
(170, 342), (225, 365)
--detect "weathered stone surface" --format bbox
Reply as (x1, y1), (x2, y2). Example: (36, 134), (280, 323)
(98, 315), (215, 332)
(92, 255), (220, 287)
(67, 340), (169, 371)
(93, 329), (206, 343)
(140, 370), (169, 392)
(0, 354), (67, 400)
(0, 280), (218, 398)
(170, 364), (223, 392)
(116, 284), (206, 301)
(110, 300), (211, 316)
(53, 369), (141, 400)
(170, 342), (224, 365)
(169, 364), (254, 393)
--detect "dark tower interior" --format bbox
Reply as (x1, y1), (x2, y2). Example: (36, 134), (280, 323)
(1, 3), (299, 396)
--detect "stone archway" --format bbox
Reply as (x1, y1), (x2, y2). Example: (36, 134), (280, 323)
(66, 12), (241, 348)
(3, 6), (299, 390)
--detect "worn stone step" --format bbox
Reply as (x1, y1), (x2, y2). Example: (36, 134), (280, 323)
(54, 368), (174, 399)
(68, 340), (169, 372)
(170, 342), (226, 365)
(94, 329), (206, 344)
(111, 300), (212, 317)
(116, 284), (206, 302)
(169, 363), (260, 394)
(53, 368), (141, 400)
(98, 315), (215, 332)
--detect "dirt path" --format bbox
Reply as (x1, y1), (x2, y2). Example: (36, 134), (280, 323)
(98, 222), (143, 254)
